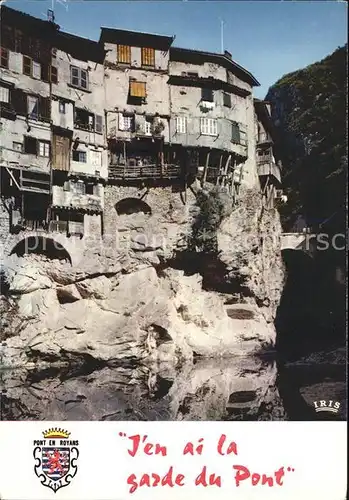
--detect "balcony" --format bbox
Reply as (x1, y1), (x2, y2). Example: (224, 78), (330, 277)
(257, 156), (281, 184)
(108, 163), (182, 181)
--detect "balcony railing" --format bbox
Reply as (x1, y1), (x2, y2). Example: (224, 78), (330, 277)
(108, 163), (182, 180)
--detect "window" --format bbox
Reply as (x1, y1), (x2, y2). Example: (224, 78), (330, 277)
(24, 136), (37, 154)
(50, 66), (58, 84)
(201, 88), (214, 102)
(13, 142), (23, 152)
(117, 45), (131, 64)
(0, 47), (9, 69)
(32, 61), (41, 80)
(0, 86), (9, 103)
(72, 150), (87, 163)
(176, 116), (186, 134)
(223, 92), (231, 107)
(23, 55), (32, 76)
(86, 184), (94, 195)
(59, 101), (66, 114)
(70, 66), (88, 90)
(95, 115), (103, 133)
(144, 117), (153, 135)
(129, 81), (146, 98)
(200, 118), (218, 136)
(90, 150), (102, 167)
(27, 95), (39, 120)
(38, 141), (50, 157)
(75, 181), (85, 195)
(231, 121), (241, 144)
(119, 114), (134, 131)
(75, 108), (94, 130)
(141, 47), (155, 67)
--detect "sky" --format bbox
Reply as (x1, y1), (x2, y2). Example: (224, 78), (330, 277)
(4, 0), (348, 97)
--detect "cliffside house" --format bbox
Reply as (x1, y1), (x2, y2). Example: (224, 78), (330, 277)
(1, 5), (270, 244)
(254, 98), (283, 208)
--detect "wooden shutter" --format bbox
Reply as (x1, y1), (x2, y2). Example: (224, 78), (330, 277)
(129, 81), (146, 98)
(38, 96), (50, 121)
(223, 92), (231, 107)
(23, 55), (32, 76)
(0, 47), (9, 68)
(231, 122), (241, 144)
(141, 47), (155, 67)
(117, 45), (131, 64)
(53, 134), (70, 171)
(50, 66), (58, 84)
(11, 88), (27, 116)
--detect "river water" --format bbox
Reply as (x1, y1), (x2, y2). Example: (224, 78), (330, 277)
(0, 351), (346, 421)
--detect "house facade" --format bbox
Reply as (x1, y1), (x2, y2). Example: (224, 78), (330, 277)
(168, 48), (260, 196)
(1, 5), (279, 256)
(254, 98), (283, 208)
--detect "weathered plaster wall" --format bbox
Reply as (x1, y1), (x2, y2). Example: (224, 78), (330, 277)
(0, 116), (51, 172)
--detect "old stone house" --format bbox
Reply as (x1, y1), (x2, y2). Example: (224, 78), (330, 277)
(0, 5), (281, 249)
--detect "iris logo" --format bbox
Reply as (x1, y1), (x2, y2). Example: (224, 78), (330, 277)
(313, 400), (341, 413)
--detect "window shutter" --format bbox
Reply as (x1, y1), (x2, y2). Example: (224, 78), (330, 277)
(118, 45), (131, 64)
(223, 92), (231, 107)
(95, 115), (103, 133)
(50, 66), (58, 84)
(231, 122), (241, 144)
(11, 88), (27, 115)
(0, 47), (9, 68)
(141, 48), (155, 67)
(41, 64), (50, 82)
(129, 81), (146, 98)
(39, 96), (50, 121)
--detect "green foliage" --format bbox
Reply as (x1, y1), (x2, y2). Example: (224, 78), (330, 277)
(190, 187), (232, 253)
(267, 45), (347, 233)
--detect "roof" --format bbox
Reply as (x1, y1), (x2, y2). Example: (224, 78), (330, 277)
(170, 47), (260, 87)
(1, 5), (59, 36)
(168, 75), (251, 98)
(254, 99), (275, 135)
(56, 31), (105, 63)
(100, 28), (174, 51)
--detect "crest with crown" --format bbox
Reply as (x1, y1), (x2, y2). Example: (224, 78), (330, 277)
(43, 428), (71, 439)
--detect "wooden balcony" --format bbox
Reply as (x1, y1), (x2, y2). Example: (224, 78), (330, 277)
(108, 163), (183, 181)
(257, 159), (281, 184)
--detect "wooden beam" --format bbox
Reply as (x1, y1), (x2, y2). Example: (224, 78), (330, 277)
(5, 167), (21, 190)
(216, 154), (223, 185)
(202, 151), (210, 187)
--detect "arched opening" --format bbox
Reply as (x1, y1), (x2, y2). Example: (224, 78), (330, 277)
(10, 236), (72, 264)
(115, 198), (152, 216)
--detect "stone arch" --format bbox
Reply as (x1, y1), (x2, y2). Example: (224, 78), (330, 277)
(9, 236), (72, 264)
(115, 198), (152, 216)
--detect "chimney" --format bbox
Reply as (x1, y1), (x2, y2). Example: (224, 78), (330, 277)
(224, 50), (232, 59)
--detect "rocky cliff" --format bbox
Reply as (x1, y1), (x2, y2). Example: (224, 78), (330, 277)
(1, 184), (284, 374)
(266, 45), (347, 358)
(266, 44), (347, 235)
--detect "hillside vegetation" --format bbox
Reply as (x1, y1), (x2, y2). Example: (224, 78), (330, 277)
(266, 45), (347, 234)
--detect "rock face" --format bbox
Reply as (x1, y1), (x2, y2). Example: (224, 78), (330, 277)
(1, 186), (284, 374)
(266, 46), (346, 358)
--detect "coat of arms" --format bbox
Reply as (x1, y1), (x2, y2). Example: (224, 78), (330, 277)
(33, 428), (79, 493)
